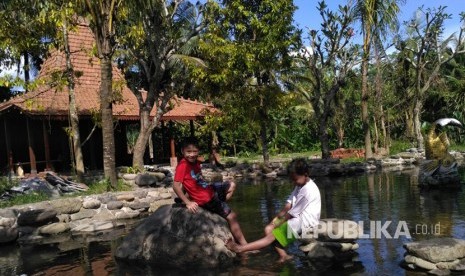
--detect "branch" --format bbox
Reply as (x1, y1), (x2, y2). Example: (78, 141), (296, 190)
(81, 123), (97, 147)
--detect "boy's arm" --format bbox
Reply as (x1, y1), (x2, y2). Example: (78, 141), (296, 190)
(173, 181), (198, 213)
(270, 203), (292, 227)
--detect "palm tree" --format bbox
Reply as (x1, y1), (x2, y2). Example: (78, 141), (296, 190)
(351, 0), (403, 158)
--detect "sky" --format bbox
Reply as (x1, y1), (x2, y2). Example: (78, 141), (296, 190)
(293, 0), (465, 42)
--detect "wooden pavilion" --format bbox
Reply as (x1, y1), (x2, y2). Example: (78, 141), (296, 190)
(0, 22), (215, 175)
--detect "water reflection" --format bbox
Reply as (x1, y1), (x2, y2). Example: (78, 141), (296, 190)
(1, 170), (465, 275)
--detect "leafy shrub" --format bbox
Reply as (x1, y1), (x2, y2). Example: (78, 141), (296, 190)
(125, 166), (143, 174)
(389, 140), (413, 155)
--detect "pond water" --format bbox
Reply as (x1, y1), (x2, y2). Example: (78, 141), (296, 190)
(2, 168), (465, 276)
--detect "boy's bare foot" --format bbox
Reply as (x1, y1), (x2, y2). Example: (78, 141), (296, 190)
(243, 249), (260, 254)
(278, 254), (293, 263)
(225, 238), (260, 255)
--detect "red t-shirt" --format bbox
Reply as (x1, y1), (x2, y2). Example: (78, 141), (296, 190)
(174, 158), (214, 205)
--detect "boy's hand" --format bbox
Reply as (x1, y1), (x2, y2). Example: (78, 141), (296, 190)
(186, 201), (199, 213)
(272, 216), (285, 227)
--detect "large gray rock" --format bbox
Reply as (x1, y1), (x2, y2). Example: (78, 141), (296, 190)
(135, 174), (158, 186)
(82, 198), (101, 209)
(303, 218), (360, 243)
(70, 209), (96, 221)
(107, 201), (124, 210)
(126, 201), (150, 211)
(0, 208), (18, 218)
(17, 209), (57, 226)
(71, 221), (115, 232)
(404, 238), (465, 263)
(49, 198), (83, 214)
(38, 222), (70, 235)
(0, 226), (18, 243)
(115, 204), (235, 268)
(147, 172), (166, 182)
(0, 217), (16, 227)
(98, 193), (117, 204)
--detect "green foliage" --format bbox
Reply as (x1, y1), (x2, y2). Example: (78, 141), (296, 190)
(124, 166), (142, 174)
(198, 0), (300, 161)
(290, 1), (361, 158)
(0, 192), (49, 209)
(339, 157), (364, 164)
(399, 6), (465, 147)
(0, 177), (17, 194)
(2, 0), (465, 164)
(80, 179), (132, 195)
(126, 124), (139, 155)
(389, 140), (413, 155)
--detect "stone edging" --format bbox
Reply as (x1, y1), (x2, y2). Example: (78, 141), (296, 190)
(0, 186), (175, 244)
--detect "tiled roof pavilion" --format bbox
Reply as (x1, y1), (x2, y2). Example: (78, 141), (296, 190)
(0, 22), (217, 173)
(0, 23), (215, 121)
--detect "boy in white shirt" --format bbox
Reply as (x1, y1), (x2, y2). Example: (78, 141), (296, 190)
(226, 158), (321, 262)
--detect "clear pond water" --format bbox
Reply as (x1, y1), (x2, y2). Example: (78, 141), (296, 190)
(2, 168), (465, 275)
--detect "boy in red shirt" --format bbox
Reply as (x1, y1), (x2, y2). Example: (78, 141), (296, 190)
(173, 137), (247, 245)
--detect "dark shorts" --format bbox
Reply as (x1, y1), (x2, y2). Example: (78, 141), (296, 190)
(212, 181), (231, 202)
(201, 181), (232, 218)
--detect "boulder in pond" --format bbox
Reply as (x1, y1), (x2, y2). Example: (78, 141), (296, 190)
(404, 238), (465, 263)
(115, 204), (235, 269)
(403, 238), (465, 275)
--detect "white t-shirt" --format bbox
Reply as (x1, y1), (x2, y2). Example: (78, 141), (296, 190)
(286, 179), (321, 236)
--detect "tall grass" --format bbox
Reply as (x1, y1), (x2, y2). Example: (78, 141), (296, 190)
(0, 192), (49, 209)
(0, 177), (17, 194)
(0, 179), (132, 208)
(79, 179), (133, 195)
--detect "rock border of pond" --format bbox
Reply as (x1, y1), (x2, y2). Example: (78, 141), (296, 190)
(0, 186), (175, 245)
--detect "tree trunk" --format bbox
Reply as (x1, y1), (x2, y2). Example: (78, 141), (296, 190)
(361, 59), (372, 159)
(132, 108), (151, 169)
(405, 109), (415, 139)
(100, 58), (118, 189)
(23, 52), (29, 93)
(380, 105), (387, 149)
(336, 124), (344, 148)
(260, 118), (270, 165)
(413, 99), (424, 149)
(63, 17), (84, 182)
(373, 47), (383, 154)
(84, 0), (121, 189)
(385, 118), (391, 154)
(319, 117), (330, 159)
(373, 115), (379, 153)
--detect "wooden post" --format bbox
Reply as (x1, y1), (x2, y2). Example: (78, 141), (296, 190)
(43, 120), (52, 171)
(26, 118), (37, 175)
(4, 120), (14, 176)
(169, 121), (177, 168)
(8, 151), (13, 176)
(90, 131), (97, 170)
